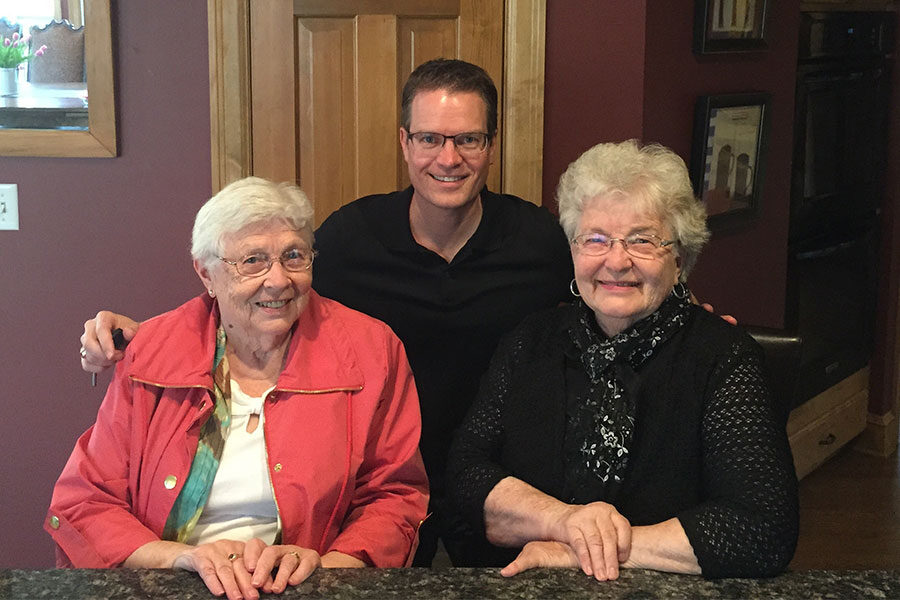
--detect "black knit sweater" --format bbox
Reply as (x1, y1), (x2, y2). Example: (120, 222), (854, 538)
(447, 303), (799, 578)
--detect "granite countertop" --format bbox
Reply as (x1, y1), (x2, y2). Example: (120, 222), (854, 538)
(2, 567), (899, 599)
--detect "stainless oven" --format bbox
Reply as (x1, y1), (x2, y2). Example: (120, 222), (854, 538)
(787, 11), (895, 403)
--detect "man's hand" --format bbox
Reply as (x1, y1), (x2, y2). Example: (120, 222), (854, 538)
(691, 292), (737, 325)
(699, 303), (738, 325)
(80, 311), (140, 373)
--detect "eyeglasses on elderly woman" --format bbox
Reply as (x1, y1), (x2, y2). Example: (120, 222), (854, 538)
(219, 247), (317, 277)
(570, 232), (676, 259)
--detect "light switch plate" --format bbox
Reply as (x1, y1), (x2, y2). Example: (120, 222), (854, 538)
(0, 183), (19, 230)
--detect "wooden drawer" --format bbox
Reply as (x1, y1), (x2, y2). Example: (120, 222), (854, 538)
(788, 369), (869, 480)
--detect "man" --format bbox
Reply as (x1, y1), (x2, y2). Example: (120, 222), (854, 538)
(80, 59), (574, 566)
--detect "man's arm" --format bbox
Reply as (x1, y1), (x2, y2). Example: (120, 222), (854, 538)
(80, 311), (140, 373)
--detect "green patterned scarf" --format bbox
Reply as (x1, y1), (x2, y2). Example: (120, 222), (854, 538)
(162, 325), (231, 543)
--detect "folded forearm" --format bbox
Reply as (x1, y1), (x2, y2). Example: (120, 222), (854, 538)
(320, 551), (367, 568)
(123, 540), (191, 569)
(622, 519), (700, 575)
(483, 477), (569, 547)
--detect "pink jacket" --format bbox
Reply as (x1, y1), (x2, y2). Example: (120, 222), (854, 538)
(46, 291), (428, 568)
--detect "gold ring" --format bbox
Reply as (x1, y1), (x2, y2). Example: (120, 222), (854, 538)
(227, 552), (241, 561)
(288, 551), (300, 560)
(80, 347), (88, 359)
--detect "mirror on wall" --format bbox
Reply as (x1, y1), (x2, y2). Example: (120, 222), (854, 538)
(0, 0), (116, 157)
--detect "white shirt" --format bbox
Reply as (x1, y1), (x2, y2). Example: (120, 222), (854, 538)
(185, 381), (280, 546)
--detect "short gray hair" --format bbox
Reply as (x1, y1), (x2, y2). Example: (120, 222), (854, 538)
(556, 139), (710, 281)
(191, 177), (315, 269)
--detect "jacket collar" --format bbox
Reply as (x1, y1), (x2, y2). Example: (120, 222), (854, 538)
(128, 291), (364, 393)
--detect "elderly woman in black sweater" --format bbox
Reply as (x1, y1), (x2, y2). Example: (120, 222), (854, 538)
(447, 139), (798, 580)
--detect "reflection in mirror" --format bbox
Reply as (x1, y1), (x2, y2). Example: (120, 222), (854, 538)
(0, 1), (86, 129)
(0, 0), (115, 157)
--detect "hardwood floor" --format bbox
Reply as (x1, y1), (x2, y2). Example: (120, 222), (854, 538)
(790, 446), (900, 570)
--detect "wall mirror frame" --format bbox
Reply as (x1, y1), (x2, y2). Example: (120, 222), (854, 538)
(0, 0), (116, 158)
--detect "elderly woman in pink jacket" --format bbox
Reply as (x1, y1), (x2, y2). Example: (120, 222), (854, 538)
(46, 177), (429, 600)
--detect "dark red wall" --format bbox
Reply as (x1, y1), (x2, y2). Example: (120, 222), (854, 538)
(545, 0), (800, 328)
(543, 3), (647, 208)
(0, 3), (211, 567)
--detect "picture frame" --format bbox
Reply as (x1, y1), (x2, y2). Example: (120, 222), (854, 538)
(690, 93), (771, 229)
(693, 0), (769, 54)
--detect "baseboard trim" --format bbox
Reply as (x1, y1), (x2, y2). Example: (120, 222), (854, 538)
(852, 410), (899, 457)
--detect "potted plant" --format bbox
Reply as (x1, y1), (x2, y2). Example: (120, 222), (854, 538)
(0, 32), (48, 95)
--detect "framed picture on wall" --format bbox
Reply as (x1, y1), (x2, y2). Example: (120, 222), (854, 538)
(690, 93), (771, 229)
(693, 0), (769, 54)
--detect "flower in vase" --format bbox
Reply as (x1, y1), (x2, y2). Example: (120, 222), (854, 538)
(0, 32), (48, 69)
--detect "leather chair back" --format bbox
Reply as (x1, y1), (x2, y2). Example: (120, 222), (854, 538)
(745, 325), (803, 423)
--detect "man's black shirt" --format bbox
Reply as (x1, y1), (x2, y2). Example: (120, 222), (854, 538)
(312, 185), (572, 511)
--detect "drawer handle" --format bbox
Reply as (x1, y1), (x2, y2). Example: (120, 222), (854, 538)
(818, 433), (837, 446)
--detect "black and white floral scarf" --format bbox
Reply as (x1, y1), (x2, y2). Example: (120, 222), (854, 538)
(568, 286), (692, 485)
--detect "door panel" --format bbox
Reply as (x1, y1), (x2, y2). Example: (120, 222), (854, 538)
(295, 17), (360, 222)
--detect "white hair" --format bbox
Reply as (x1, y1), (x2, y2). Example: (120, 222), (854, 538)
(191, 177), (315, 269)
(556, 139), (710, 281)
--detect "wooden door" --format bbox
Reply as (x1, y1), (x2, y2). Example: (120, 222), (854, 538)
(249, 0), (502, 224)
(208, 0), (546, 223)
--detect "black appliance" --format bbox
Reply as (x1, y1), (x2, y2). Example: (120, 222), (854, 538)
(788, 11), (895, 405)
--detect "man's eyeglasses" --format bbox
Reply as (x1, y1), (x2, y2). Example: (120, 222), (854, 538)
(406, 131), (490, 157)
(571, 233), (676, 259)
(220, 248), (317, 277)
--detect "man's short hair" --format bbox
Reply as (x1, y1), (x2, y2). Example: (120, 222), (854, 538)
(400, 59), (498, 138)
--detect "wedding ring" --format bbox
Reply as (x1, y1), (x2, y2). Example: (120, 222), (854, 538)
(227, 552), (241, 561)
(288, 551), (300, 561)
(79, 347), (88, 359)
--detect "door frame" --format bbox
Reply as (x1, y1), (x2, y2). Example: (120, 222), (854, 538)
(207, 0), (547, 205)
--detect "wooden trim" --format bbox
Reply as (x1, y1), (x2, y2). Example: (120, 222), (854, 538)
(502, 0), (545, 205)
(854, 410), (900, 457)
(0, 0), (116, 158)
(209, 0), (547, 200)
(208, 0), (252, 192)
(291, 0), (460, 16)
